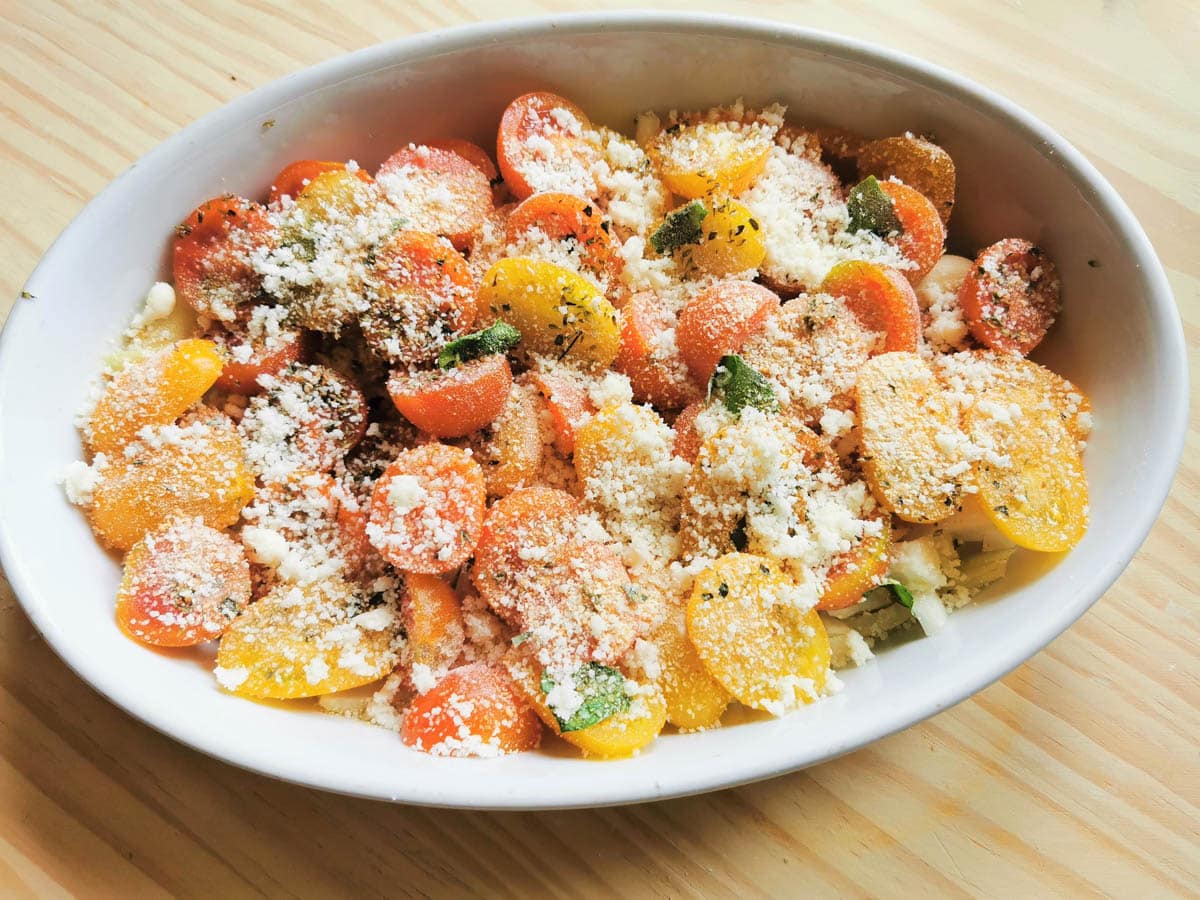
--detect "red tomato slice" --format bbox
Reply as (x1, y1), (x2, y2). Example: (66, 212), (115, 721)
(376, 145), (493, 249)
(367, 444), (486, 575)
(496, 92), (598, 201)
(387, 355), (513, 439)
(401, 663), (542, 756)
(173, 196), (274, 322)
(117, 518), (251, 647)
(959, 238), (1061, 355)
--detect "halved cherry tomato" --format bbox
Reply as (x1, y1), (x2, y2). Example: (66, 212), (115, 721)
(376, 145), (493, 249)
(267, 160), (372, 205)
(173, 196), (274, 322)
(506, 192), (622, 285)
(677, 280), (778, 381)
(820, 260), (922, 354)
(614, 291), (703, 409)
(646, 116), (773, 199)
(116, 517), (251, 647)
(216, 576), (397, 699)
(86, 338), (224, 456)
(367, 443), (486, 574)
(671, 400), (706, 464)
(386, 355), (513, 439)
(359, 230), (475, 366)
(402, 572), (465, 679)
(90, 408), (254, 550)
(401, 663), (542, 756)
(877, 180), (945, 284)
(817, 514), (892, 611)
(472, 486), (581, 616)
(240, 363), (368, 477)
(474, 381), (544, 497)
(959, 238), (1061, 356)
(206, 308), (306, 394)
(425, 139), (506, 204)
(497, 92), (598, 201)
(528, 371), (595, 455)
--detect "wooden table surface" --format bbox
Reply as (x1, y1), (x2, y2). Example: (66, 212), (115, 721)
(1, 2), (1196, 896)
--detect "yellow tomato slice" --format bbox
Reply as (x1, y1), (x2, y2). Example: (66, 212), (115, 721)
(687, 553), (830, 715)
(477, 257), (620, 370)
(216, 577), (399, 699)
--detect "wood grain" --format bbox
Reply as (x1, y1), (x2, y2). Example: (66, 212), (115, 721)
(1, 1), (1197, 896)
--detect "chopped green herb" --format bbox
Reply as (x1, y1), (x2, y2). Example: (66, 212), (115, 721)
(436, 321), (521, 369)
(622, 584), (647, 606)
(866, 581), (915, 609)
(540, 662), (630, 732)
(847, 175), (902, 237)
(708, 354), (779, 415)
(650, 200), (708, 254)
(19, 290), (35, 300)
(511, 631), (533, 647)
(261, 119), (276, 130)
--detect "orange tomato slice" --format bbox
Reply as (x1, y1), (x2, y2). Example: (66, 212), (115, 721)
(401, 663), (542, 757)
(376, 145), (493, 249)
(496, 92), (598, 201)
(117, 517), (251, 647)
(387, 355), (513, 439)
(959, 238), (1061, 356)
(677, 279), (778, 381)
(367, 443), (486, 575)
(820, 259), (922, 354)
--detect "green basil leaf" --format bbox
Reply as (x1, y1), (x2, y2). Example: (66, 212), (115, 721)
(846, 175), (903, 238)
(709, 354), (779, 415)
(540, 662), (630, 732)
(866, 581), (915, 609)
(650, 200), (708, 254)
(436, 321), (521, 369)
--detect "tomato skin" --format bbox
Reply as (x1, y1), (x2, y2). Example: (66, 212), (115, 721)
(496, 92), (597, 201)
(671, 400), (705, 464)
(267, 160), (371, 205)
(677, 280), (778, 381)
(360, 230), (476, 367)
(402, 573), (465, 679)
(387, 355), (513, 439)
(173, 196), (274, 322)
(959, 238), (1061, 356)
(820, 260), (922, 354)
(116, 518), (251, 647)
(401, 663), (542, 757)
